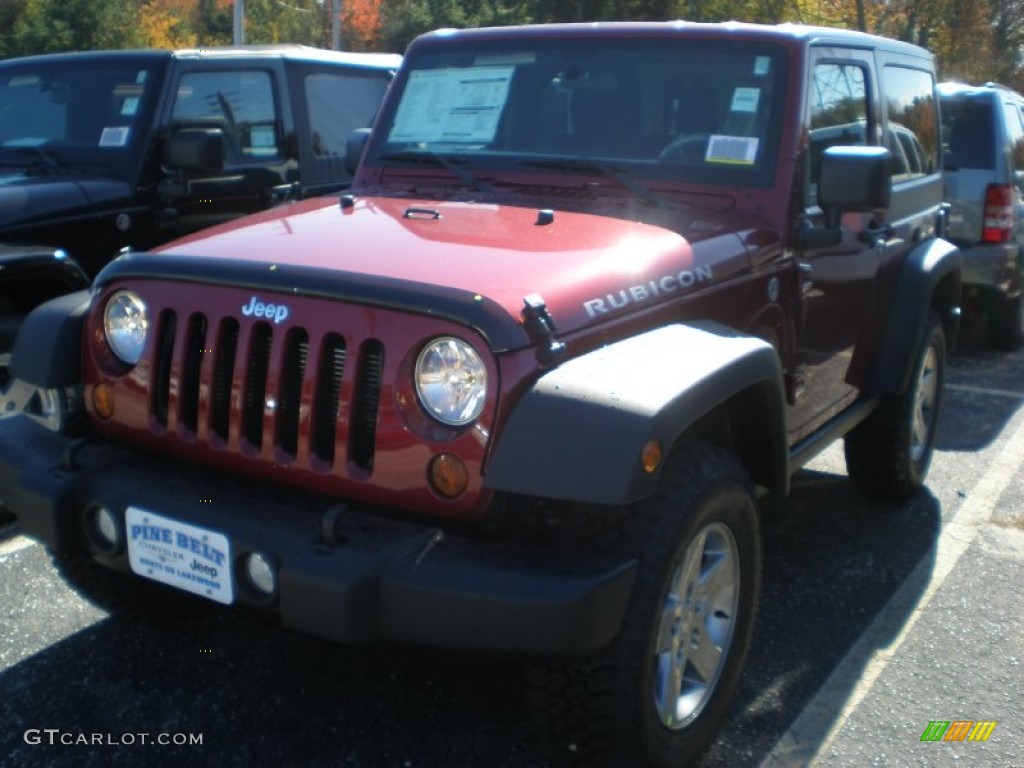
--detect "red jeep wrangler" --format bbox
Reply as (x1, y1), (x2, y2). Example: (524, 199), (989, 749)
(0, 22), (960, 767)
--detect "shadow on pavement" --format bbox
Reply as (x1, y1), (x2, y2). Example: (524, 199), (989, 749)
(699, 469), (941, 767)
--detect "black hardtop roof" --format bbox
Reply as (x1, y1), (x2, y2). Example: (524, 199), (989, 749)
(0, 45), (400, 70)
(412, 21), (932, 61)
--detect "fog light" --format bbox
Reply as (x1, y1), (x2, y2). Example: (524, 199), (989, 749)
(245, 553), (276, 596)
(429, 453), (468, 499)
(88, 505), (120, 551)
(92, 384), (115, 420)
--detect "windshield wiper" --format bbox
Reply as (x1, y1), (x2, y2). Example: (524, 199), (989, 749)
(520, 156), (669, 209)
(378, 150), (493, 193)
(0, 145), (66, 175)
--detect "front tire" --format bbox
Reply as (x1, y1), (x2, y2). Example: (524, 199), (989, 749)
(845, 313), (946, 500)
(529, 445), (761, 767)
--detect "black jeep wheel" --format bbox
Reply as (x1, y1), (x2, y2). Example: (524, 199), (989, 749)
(52, 552), (207, 621)
(529, 445), (761, 767)
(987, 289), (1023, 351)
(845, 313), (946, 500)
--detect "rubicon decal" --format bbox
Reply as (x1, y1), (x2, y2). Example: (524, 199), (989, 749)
(242, 295), (290, 324)
(920, 720), (997, 742)
(583, 266), (714, 318)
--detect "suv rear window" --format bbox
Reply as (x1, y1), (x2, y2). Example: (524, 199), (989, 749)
(941, 97), (995, 170)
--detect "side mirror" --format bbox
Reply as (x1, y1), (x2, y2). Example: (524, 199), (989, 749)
(165, 128), (225, 172)
(819, 145), (892, 223)
(346, 128), (372, 175)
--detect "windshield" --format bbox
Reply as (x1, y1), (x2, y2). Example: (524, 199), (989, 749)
(369, 37), (789, 189)
(0, 57), (164, 179)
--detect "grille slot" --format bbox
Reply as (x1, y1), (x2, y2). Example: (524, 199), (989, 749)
(151, 310), (177, 428)
(210, 318), (239, 442)
(242, 322), (273, 450)
(350, 340), (384, 470)
(180, 314), (207, 433)
(311, 333), (346, 465)
(275, 328), (309, 457)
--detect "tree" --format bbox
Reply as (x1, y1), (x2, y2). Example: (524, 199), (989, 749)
(9, 0), (141, 55)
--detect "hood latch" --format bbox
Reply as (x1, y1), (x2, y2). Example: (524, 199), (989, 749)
(522, 293), (566, 365)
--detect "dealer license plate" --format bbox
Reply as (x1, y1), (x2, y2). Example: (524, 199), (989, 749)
(126, 507), (234, 604)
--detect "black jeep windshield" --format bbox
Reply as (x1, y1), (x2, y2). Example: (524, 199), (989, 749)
(0, 57), (164, 179)
(370, 37), (789, 189)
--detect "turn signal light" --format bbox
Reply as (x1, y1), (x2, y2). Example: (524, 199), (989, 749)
(429, 453), (469, 499)
(92, 383), (115, 420)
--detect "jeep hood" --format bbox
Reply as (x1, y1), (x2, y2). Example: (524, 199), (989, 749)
(0, 173), (131, 228)
(149, 195), (753, 345)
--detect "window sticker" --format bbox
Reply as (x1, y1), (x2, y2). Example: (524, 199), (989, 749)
(250, 126), (276, 148)
(99, 126), (131, 147)
(730, 87), (761, 114)
(136, 70), (148, 85)
(705, 135), (759, 165)
(754, 56), (771, 76)
(389, 66), (514, 144)
(475, 52), (536, 66)
(121, 97), (140, 117)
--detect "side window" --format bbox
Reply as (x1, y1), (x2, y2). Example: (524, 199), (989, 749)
(171, 70), (280, 163)
(808, 63), (869, 205)
(305, 73), (389, 158)
(1004, 102), (1024, 173)
(882, 66), (938, 181)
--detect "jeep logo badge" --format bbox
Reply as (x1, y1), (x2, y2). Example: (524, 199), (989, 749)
(241, 295), (290, 324)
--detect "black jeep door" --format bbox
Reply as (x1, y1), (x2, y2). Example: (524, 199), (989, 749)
(157, 62), (296, 237)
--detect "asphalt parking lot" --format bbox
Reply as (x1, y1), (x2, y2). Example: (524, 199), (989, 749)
(1, 322), (1021, 768)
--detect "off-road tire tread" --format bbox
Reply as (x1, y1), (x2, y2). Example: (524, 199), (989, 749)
(845, 314), (946, 500)
(528, 445), (760, 768)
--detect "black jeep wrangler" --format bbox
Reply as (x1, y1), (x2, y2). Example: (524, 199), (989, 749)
(0, 45), (399, 383)
(0, 22), (959, 767)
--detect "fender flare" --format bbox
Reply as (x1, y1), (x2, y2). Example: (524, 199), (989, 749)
(484, 322), (789, 505)
(868, 237), (961, 394)
(9, 290), (91, 389)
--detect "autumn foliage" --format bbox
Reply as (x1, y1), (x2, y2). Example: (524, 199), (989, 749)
(1, 0), (1023, 91)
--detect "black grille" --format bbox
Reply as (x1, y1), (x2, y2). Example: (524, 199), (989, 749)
(210, 318), (239, 442)
(242, 323), (273, 450)
(350, 340), (384, 470)
(310, 333), (346, 464)
(147, 312), (382, 472)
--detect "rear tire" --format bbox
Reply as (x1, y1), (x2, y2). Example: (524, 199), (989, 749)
(845, 313), (946, 500)
(529, 445), (761, 767)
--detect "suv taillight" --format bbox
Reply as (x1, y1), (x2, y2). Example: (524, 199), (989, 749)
(982, 183), (1015, 243)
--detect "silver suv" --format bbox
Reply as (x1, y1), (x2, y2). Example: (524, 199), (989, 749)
(939, 81), (1024, 349)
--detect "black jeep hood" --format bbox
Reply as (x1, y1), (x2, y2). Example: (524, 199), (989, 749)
(0, 174), (132, 229)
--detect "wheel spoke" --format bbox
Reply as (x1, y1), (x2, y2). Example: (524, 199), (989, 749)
(685, 624), (725, 684)
(700, 548), (736, 608)
(655, 595), (681, 654)
(655, 650), (684, 726)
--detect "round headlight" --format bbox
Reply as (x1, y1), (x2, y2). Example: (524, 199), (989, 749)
(415, 337), (488, 426)
(104, 290), (148, 365)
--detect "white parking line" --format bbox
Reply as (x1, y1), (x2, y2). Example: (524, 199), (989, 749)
(0, 534), (34, 557)
(946, 382), (1024, 399)
(761, 411), (1024, 767)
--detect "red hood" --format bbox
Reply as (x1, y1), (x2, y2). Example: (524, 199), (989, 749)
(154, 195), (751, 339)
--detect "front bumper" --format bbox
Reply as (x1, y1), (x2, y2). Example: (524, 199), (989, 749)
(0, 416), (636, 654)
